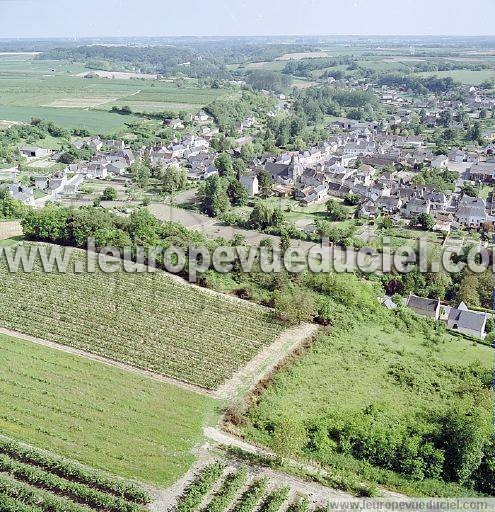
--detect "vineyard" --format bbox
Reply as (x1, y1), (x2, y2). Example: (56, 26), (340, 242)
(0, 435), (150, 512)
(173, 462), (333, 512)
(0, 245), (283, 389)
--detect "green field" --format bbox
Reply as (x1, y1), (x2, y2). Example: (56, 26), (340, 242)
(0, 332), (219, 486)
(415, 69), (495, 85)
(0, 55), (229, 133)
(0, 244), (283, 389)
(242, 320), (494, 496)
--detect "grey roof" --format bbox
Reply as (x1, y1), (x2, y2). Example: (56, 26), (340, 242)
(448, 308), (487, 333)
(406, 295), (440, 312)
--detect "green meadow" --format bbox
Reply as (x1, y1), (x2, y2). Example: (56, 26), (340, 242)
(0, 332), (220, 486)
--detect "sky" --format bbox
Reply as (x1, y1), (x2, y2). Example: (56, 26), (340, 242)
(0, 0), (495, 39)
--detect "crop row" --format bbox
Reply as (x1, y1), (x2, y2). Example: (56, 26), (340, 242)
(0, 492), (44, 512)
(258, 487), (290, 512)
(175, 462), (225, 512)
(231, 478), (268, 512)
(286, 498), (310, 512)
(202, 466), (248, 512)
(0, 453), (145, 512)
(0, 436), (150, 504)
(0, 473), (91, 512)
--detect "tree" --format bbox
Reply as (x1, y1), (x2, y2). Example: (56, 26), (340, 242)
(461, 182), (478, 198)
(417, 212), (435, 231)
(274, 288), (317, 325)
(249, 201), (273, 229)
(438, 408), (486, 485)
(227, 179), (249, 206)
(257, 170), (272, 198)
(131, 162), (151, 189)
(272, 207), (285, 229)
(101, 187), (117, 201)
(456, 273), (481, 308)
(326, 199), (347, 221)
(279, 232), (291, 254)
(162, 166), (187, 195)
(201, 175), (230, 217)
(0, 197), (28, 220)
(344, 192), (361, 206)
(214, 153), (234, 179)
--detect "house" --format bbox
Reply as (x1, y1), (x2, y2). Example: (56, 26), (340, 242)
(47, 175), (68, 195)
(447, 302), (488, 339)
(403, 198), (431, 218)
(20, 146), (50, 158)
(376, 195), (402, 214)
(7, 183), (35, 206)
(358, 200), (378, 219)
(240, 173), (259, 196)
(87, 162), (108, 179)
(406, 294), (441, 320)
(33, 176), (49, 190)
(430, 155), (448, 169)
(63, 174), (85, 195)
(87, 137), (103, 151)
(163, 118), (184, 130)
(296, 184), (328, 205)
(455, 196), (487, 227)
(104, 140), (125, 150)
(194, 110), (210, 123)
(469, 162), (495, 183)
(107, 159), (128, 175)
(448, 149), (466, 163)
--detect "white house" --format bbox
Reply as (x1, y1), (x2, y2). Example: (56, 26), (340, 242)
(240, 174), (259, 196)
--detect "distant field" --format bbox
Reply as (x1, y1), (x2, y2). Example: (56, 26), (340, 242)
(415, 69), (495, 85)
(0, 56), (230, 131)
(0, 245), (283, 389)
(0, 105), (136, 133)
(275, 51), (329, 60)
(0, 332), (219, 486)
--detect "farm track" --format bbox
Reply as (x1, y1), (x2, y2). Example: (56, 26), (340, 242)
(216, 323), (319, 401)
(0, 326), (215, 398)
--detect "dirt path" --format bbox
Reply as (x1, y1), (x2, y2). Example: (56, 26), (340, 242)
(215, 323), (319, 401)
(0, 327), (215, 398)
(203, 428), (407, 501)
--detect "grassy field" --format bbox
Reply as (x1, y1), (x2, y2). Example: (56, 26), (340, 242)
(0, 55), (229, 133)
(0, 332), (219, 486)
(242, 320), (493, 496)
(415, 69), (495, 85)
(0, 244), (283, 389)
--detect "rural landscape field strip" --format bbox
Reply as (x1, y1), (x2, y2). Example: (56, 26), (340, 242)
(0, 247), (283, 389)
(0, 333), (219, 486)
